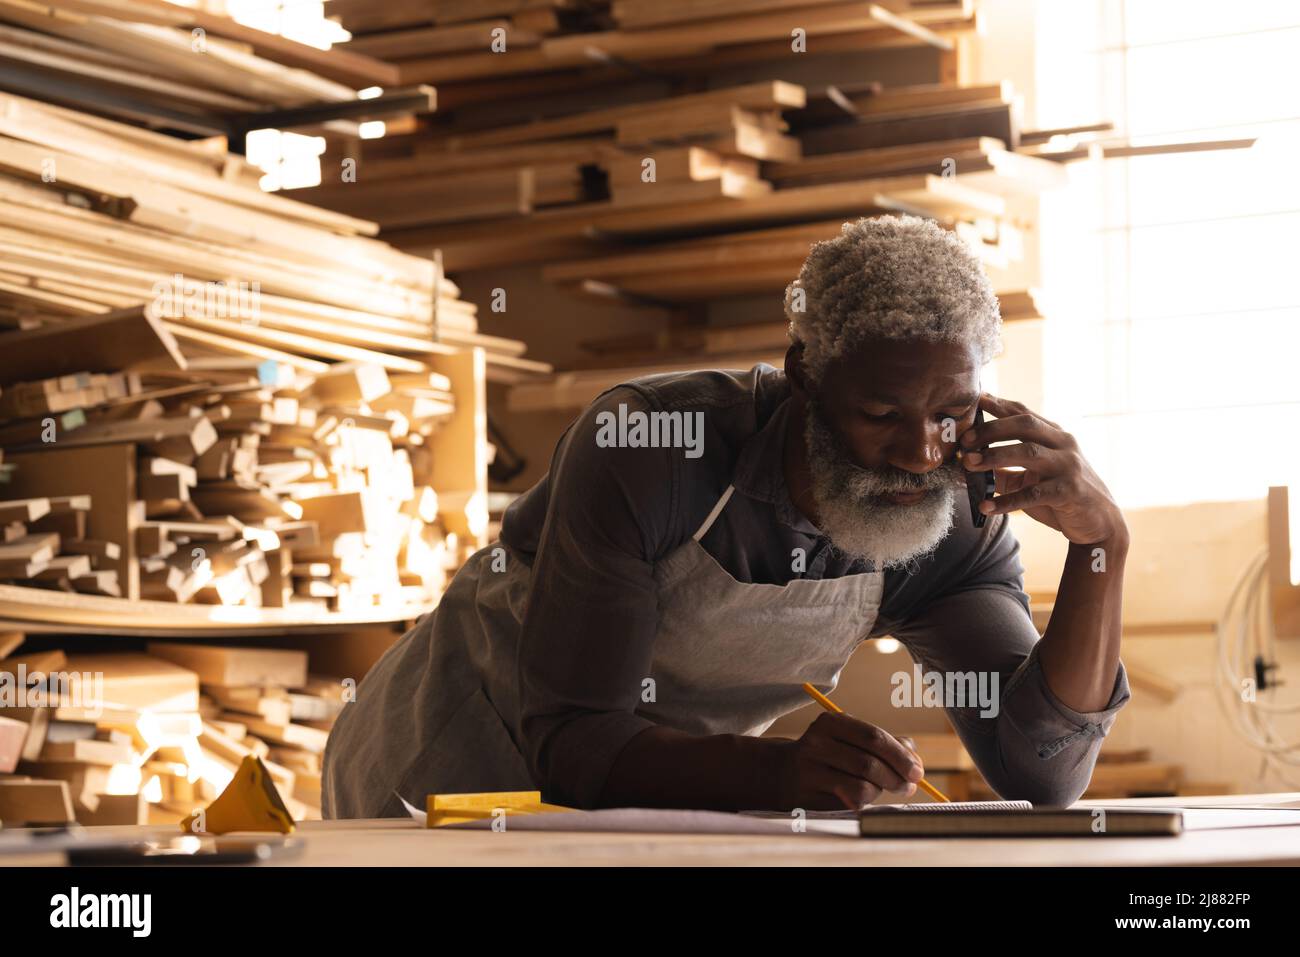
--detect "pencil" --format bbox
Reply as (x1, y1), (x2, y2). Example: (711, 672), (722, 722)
(800, 682), (951, 803)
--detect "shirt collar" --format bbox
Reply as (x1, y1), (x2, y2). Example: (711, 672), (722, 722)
(731, 396), (822, 536)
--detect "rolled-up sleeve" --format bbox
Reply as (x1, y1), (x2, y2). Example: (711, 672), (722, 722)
(512, 386), (679, 808)
(884, 513), (1131, 807)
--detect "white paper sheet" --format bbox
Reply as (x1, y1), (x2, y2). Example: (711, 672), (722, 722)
(399, 792), (1300, 836)
(400, 794), (1033, 836)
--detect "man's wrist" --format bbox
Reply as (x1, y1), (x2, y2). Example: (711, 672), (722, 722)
(1071, 511), (1130, 556)
(729, 733), (793, 809)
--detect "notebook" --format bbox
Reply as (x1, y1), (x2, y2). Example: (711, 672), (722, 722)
(858, 802), (1183, 836)
(859, 801), (1300, 836)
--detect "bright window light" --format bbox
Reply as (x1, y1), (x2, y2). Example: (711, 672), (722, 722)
(224, 0), (350, 49)
(1036, 0), (1300, 508)
(246, 128), (325, 191)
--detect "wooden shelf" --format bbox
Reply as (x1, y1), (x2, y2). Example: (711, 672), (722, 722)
(0, 584), (430, 637)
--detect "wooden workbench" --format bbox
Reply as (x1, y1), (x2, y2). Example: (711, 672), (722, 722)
(7, 793), (1300, 867)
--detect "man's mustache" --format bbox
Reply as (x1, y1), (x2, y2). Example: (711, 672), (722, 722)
(849, 457), (965, 496)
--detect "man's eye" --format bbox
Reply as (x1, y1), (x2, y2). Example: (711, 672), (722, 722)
(862, 410), (895, 421)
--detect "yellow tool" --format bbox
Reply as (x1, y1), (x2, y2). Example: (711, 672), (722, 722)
(181, 754), (295, 835)
(425, 790), (571, 828)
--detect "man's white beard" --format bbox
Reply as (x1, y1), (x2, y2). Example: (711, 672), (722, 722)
(803, 400), (962, 570)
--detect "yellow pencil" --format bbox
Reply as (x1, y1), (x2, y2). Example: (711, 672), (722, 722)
(800, 682), (951, 803)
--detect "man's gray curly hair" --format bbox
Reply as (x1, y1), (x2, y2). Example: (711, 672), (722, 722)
(785, 214), (1002, 382)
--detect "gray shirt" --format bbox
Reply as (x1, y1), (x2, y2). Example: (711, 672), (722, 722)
(501, 364), (1130, 807)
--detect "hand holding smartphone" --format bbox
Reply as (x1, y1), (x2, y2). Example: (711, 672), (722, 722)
(964, 406), (996, 527)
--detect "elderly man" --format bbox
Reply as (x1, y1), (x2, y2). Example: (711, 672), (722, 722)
(322, 214), (1130, 817)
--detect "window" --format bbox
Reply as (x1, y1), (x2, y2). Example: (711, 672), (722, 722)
(1035, 0), (1300, 507)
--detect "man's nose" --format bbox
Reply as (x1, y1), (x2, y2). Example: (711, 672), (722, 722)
(887, 421), (946, 474)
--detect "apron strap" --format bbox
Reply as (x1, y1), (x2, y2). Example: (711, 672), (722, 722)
(692, 484), (736, 542)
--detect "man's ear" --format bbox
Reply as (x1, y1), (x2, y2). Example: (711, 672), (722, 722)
(785, 341), (809, 399)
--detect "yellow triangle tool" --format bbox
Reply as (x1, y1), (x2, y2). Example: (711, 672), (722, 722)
(425, 790), (571, 828)
(180, 754), (296, 835)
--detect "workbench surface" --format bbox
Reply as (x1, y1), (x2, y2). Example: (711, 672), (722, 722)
(7, 793), (1300, 866)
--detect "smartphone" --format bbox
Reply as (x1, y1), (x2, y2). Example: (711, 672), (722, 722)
(964, 407), (996, 528)
(65, 835), (304, 865)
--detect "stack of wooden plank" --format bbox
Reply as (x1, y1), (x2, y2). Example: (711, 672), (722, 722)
(0, 637), (346, 824)
(0, 88), (549, 381)
(540, 212), (1037, 308)
(277, 75), (1062, 414)
(149, 643), (338, 820)
(0, 640), (199, 825)
(296, 80), (806, 231)
(330, 0), (601, 67)
(347, 0), (974, 86)
(788, 80), (1021, 155)
(0, 496), (121, 597)
(0, 92), (546, 629)
(0, 339), (470, 617)
(0, 0), (399, 131)
(316, 79), (1022, 270)
(507, 289), (1042, 413)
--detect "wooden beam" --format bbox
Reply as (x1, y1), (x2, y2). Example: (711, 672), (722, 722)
(0, 307), (185, 386)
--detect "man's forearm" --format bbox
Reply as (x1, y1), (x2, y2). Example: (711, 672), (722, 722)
(597, 725), (787, 810)
(1036, 527), (1129, 713)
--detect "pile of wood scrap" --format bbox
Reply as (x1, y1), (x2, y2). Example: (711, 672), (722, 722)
(0, 0), (399, 133)
(344, 0), (974, 86)
(150, 643), (338, 820)
(0, 496), (121, 597)
(0, 341), (472, 616)
(0, 637), (346, 824)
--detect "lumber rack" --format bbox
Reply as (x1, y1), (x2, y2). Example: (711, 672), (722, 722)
(0, 585), (430, 638)
(0, 61), (436, 141)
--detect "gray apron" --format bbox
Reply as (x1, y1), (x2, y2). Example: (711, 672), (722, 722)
(322, 481), (884, 818)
